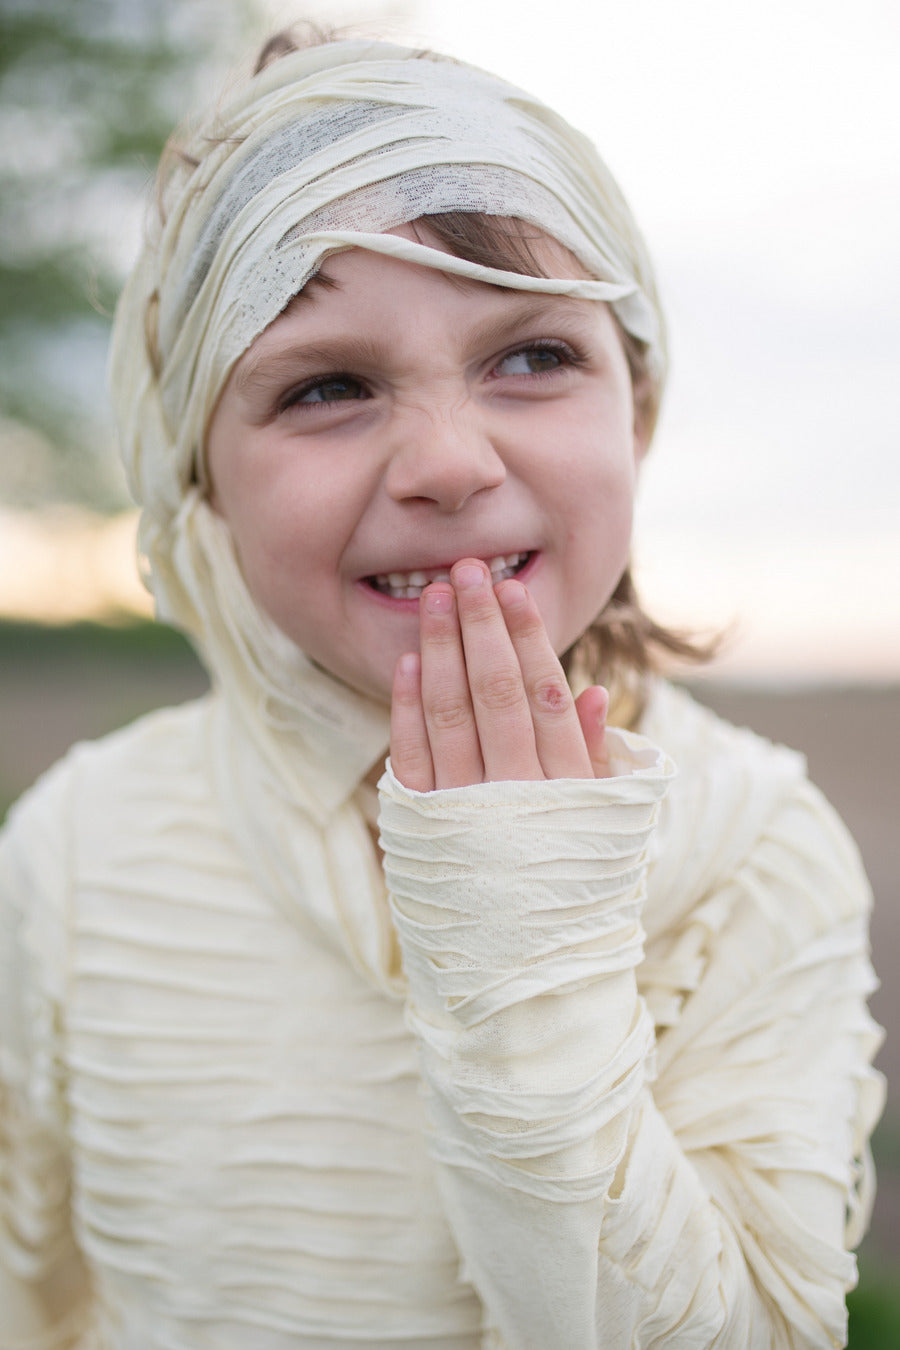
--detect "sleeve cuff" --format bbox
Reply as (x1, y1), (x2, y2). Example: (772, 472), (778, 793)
(378, 726), (675, 814)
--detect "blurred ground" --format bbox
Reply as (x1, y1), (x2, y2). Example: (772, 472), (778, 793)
(0, 624), (896, 1295)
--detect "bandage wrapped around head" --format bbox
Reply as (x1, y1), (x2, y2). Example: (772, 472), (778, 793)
(110, 37), (664, 634)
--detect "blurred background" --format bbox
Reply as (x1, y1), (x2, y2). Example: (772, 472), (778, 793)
(0, 0), (897, 1336)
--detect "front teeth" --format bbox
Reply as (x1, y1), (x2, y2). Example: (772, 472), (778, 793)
(372, 553), (528, 599)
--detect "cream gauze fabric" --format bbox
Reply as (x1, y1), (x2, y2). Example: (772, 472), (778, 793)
(107, 38), (668, 984)
(0, 682), (884, 1348)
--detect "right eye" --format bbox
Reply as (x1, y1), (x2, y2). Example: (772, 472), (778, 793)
(281, 375), (368, 410)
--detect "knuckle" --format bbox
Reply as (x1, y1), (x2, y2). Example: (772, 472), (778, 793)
(422, 624), (462, 652)
(391, 742), (433, 791)
(471, 670), (525, 712)
(461, 592), (498, 624)
(393, 683), (421, 709)
(427, 693), (473, 731)
(392, 727), (426, 761)
(530, 674), (574, 715)
(511, 605), (544, 637)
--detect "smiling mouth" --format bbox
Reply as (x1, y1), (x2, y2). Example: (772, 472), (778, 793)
(366, 552), (533, 600)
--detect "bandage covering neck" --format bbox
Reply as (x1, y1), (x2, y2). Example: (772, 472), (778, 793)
(108, 39), (666, 986)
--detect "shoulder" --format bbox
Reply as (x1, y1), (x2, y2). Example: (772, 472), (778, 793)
(3, 697), (213, 839)
(639, 678), (806, 800)
(1, 698), (217, 906)
(0, 697), (224, 1005)
(638, 680), (870, 935)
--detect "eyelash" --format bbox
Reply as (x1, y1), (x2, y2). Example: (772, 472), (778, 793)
(492, 339), (581, 380)
(276, 339), (582, 414)
(277, 374), (367, 414)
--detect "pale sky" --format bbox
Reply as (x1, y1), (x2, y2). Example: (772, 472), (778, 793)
(6, 0), (899, 680)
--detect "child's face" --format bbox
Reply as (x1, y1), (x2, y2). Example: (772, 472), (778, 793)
(206, 225), (648, 704)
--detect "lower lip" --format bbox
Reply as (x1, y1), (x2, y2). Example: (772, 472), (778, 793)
(357, 552), (538, 610)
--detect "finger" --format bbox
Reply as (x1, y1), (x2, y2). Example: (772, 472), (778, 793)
(450, 560), (544, 781)
(494, 579), (594, 779)
(574, 685), (612, 779)
(390, 652), (435, 792)
(418, 583), (485, 788)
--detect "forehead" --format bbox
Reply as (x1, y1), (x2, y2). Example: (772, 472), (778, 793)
(229, 239), (606, 393)
(249, 222), (595, 339)
(294, 225), (588, 307)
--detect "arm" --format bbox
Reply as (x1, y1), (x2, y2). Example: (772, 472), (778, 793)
(0, 768), (94, 1349)
(382, 563), (884, 1349)
(381, 770), (882, 1349)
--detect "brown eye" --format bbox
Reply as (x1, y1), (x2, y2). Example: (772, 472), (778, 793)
(286, 375), (367, 408)
(495, 344), (567, 376)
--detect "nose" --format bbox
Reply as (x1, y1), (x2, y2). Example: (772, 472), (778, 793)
(384, 400), (506, 513)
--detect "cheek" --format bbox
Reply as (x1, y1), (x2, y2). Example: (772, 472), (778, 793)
(549, 388), (637, 471)
(224, 454), (368, 600)
(557, 426), (638, 535)
(562, 426), (637, 592)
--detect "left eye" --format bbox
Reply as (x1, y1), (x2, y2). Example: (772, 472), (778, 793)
(495, 345), (566, 376)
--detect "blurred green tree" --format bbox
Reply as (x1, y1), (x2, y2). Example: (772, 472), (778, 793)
(0, 0), (257, 511)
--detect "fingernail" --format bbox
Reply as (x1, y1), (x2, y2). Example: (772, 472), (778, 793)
(424, 587), (453, 614)
(453, 563), (484, 590)
(495, 579), (527, 609)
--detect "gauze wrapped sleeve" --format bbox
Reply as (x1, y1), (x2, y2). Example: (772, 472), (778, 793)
(378, 724), (884, 1350)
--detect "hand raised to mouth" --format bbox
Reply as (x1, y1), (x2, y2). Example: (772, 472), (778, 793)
(389, 558), (611, 791)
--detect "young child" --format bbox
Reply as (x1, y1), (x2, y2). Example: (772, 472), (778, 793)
(0, 31), (884, 1350)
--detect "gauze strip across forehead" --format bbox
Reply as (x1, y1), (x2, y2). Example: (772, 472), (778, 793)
(111, 38), (664, 523)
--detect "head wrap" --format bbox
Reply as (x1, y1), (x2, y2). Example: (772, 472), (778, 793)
(111, 38), (664, 631)
(107, 39), (666, 986)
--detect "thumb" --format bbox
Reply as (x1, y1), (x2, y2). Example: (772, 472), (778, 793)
(574, 685), (611, 779)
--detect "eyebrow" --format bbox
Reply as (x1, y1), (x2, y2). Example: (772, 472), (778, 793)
(233, 335), (397, 401)
(461, 293), (598, 355)
(232, 286), (597, 401)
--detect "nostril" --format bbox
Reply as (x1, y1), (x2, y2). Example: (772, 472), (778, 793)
(385, 424), (506, 510)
